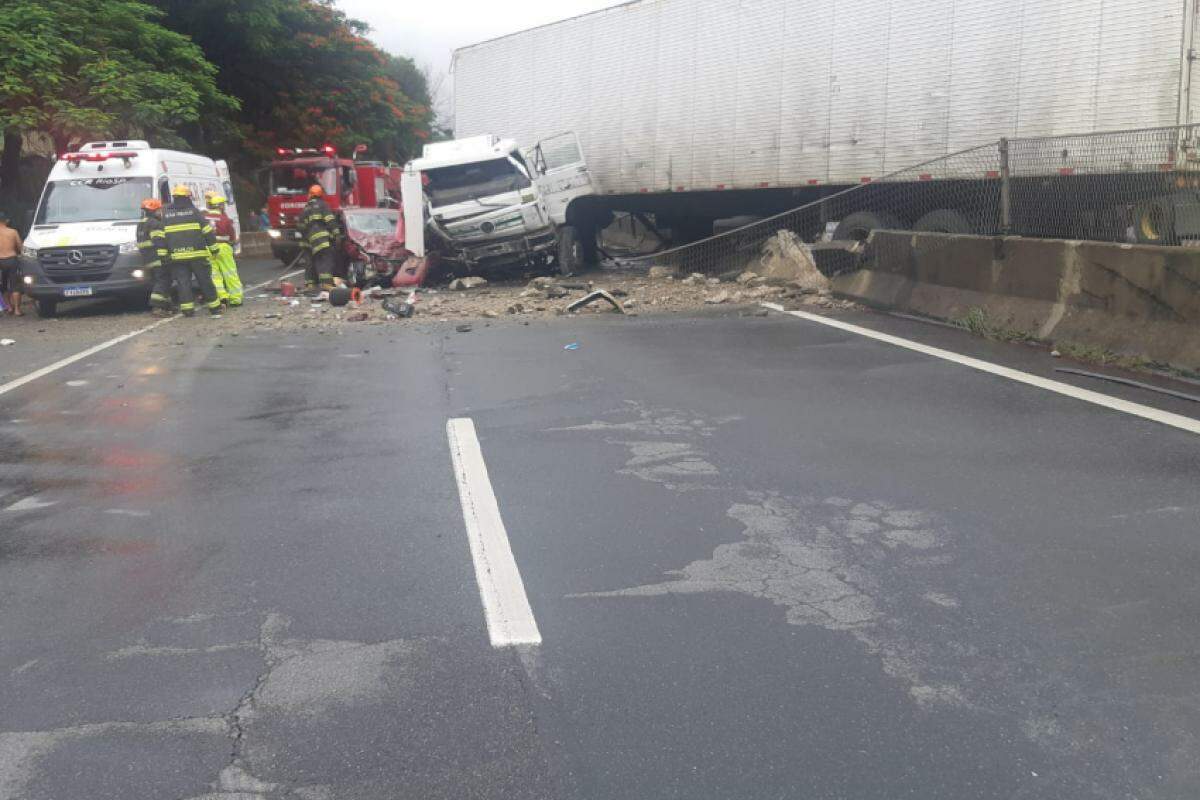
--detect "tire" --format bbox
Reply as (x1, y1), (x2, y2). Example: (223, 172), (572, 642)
(1134, 198), (1177, 246)
(832, 211), (902, 242)
(913, 209), (973, 235)
(556, 225), (583, 277)
(35, 298), (57, 318)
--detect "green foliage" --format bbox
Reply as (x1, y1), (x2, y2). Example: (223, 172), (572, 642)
(954, 307), (1038, 343)
(0, 0), (237, 149)
(148, 0), (434, 164)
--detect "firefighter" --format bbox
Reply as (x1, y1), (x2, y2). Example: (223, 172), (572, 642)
(298, 184), (340, 290)
(160, 185), (222, 318)
(136, 198), (174, 316)
(204, 192), (244, 307)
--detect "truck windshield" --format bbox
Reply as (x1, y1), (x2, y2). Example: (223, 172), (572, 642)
(425, 159), (531, 206)
(270, 165), (338, 197)
(35, 177), (154, 224)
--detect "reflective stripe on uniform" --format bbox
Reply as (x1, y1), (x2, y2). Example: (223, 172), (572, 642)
(163, 223), (202, 233)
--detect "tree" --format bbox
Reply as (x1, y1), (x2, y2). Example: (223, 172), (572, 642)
(0, 0), (236, 202)
(148, 0), (433, 164)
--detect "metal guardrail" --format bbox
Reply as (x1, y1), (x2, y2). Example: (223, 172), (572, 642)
(622, 124), (1200, 275)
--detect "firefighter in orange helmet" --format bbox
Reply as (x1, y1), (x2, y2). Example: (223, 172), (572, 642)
(297, 183), (340, 290)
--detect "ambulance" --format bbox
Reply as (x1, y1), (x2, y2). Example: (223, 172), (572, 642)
(19, 141), (239, 317)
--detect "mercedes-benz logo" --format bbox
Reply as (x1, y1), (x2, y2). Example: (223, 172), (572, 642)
(67, 250), (84, 265)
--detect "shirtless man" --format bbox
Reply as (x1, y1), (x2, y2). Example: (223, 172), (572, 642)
(0, 212), (23, 316)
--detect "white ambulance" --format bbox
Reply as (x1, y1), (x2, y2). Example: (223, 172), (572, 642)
(19, 140), (239, 317)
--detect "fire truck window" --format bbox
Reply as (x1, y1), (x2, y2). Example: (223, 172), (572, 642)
(270, 165), (337, 196)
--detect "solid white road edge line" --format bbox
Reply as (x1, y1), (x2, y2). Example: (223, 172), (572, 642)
(761, 302), (1200, 436)
(446, 417), (542, 648)
(0, 268), (304, 400)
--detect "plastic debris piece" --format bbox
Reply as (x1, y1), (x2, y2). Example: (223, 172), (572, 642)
(456, 323), (473, 333)
(280, 281), (296, 297)
(381, 298), (414, 318)
(564, 342), (580, 351)
(0, 339), (15, 346)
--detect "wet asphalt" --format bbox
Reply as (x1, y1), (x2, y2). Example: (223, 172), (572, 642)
(1, 300), (1198, 800)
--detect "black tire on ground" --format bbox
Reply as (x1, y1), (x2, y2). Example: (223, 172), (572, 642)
(579, 224), (599, 266)
(913, 209), (974, 235)
(832, 211), (903, 242)
(557, 225), (583, 276)
(1134, 198), (1177, 245)
(35, 299), (57, 318)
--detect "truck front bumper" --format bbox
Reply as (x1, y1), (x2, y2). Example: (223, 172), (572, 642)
(458, 229), (557, 267)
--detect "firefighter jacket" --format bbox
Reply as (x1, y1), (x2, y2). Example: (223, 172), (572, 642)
(160, 199), (218, 265)
(136, 213), (163, 269)
(298, 197), (339, 254)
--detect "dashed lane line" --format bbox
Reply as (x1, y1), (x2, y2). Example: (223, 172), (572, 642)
(446, 417), (542, 648)
(0, 269), (304, 400)
(762, 302), (1200, 437)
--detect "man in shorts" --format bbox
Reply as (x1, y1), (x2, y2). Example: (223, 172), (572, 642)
(0, 211), (23, 316)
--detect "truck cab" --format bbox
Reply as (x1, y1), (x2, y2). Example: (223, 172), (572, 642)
(401, 133), (595, 275)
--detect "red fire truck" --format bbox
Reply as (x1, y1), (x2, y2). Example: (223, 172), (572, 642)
(265, 144), (403, 264)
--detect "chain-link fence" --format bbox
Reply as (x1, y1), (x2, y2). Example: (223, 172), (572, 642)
(619, 124), (1200, 275)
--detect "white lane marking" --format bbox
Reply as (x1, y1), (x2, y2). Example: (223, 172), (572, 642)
(762, 303), (1200, 436)
(446, 418), (542, 647)
(5, 496), (56, 512)
(0, 269), (303, 400)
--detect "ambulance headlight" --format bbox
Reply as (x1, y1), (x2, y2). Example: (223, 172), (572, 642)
(131, 269), (146, 280)
(22, 275), (34, 286)
(21, 245), (37, 259)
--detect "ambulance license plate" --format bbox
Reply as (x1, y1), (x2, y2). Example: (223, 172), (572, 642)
(63, 286), (94, 298)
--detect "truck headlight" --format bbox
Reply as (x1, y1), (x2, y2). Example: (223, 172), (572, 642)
(268, 229), (282, 239)
(119, 241), (139, 254)
(21, 245), (37, 259)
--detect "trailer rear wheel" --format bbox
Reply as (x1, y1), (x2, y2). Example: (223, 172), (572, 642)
(913, 209), (973, 235)
(1134, 199), (1177, 245)
(557, 225), (583, 276)
(832, 211), (902, 242)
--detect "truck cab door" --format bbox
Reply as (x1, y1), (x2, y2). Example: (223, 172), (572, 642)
(529, 132), (595, 227)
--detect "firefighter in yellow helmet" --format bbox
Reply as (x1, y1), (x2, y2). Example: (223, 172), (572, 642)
(298, 183), (340, 290)
(203, 191), (244, 307)
(160, 185), (222, 317)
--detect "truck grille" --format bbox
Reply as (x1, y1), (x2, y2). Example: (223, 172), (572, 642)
(39, 246), (116, 284)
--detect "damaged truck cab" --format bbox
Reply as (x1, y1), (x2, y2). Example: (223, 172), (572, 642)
(401, 133), (595, 275)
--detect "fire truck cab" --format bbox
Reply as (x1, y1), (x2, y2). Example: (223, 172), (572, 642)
(265, 145), (402, 264)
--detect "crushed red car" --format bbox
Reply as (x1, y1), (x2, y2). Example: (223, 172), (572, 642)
(340, 208), (431, 288)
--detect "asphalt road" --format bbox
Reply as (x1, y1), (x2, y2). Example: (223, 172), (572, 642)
(1, 296), (1198, 800)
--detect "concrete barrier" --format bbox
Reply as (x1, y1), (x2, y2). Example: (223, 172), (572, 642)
(832, 232), (1200, 370)
(240, 231), (273, 259)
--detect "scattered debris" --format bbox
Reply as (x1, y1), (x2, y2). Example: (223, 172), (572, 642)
(345, 311), (370, 322)
(544, 285), (570, 299)
(449, 276), (488, 291)
(705, 291), (731, 304)
(456, 323), (473, 333)
(381, 298), (414, 318)
(566, 289), (625, 315)
(280, 281), (297, 297)
(647, 266), (674, 280)
(328, 287), (352, 307)
(0, 339), (15, 346)
(564, 342), (580, 351)
(1051, 350), (1062, 358)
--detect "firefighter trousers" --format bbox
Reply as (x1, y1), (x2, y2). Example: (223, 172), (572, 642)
(148, 265), (173, 310)
(209, 243), (244, 306)
(172, 258), (222, 315)
(305, 247), (336, 289)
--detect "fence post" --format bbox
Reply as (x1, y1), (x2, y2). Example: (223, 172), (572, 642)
(999, 137), (1013, 235)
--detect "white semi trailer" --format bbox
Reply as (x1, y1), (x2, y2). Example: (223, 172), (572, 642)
(453, 0), (1200, 249)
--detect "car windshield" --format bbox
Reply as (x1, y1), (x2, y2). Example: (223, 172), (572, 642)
(35, 177), (154, 224)
(425, 158), (531, 206)
(270, 164), (337, 197)
(344, 211), (399, 236)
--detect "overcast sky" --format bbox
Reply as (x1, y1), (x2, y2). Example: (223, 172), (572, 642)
(334, 0), (617, 119)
